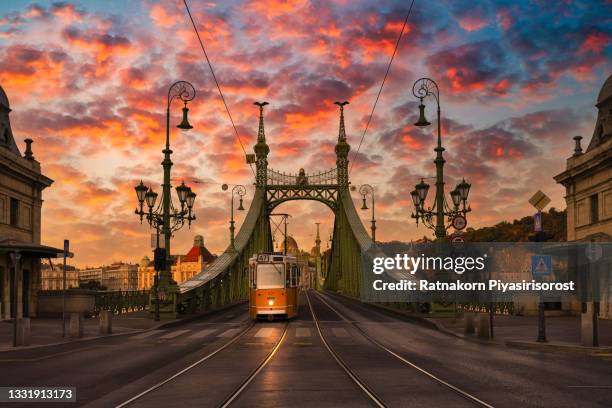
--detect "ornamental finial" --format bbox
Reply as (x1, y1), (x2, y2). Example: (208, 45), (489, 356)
(334, 101), (349, 142)
(254, 101), (269, 143)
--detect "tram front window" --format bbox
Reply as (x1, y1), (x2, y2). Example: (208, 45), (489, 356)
(257, 264), (285, 289)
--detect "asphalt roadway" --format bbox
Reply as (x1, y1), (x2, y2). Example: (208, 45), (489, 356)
(0, 290), (610, 407)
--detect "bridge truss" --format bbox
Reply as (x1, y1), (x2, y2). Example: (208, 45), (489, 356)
(177, 102), (374, 315)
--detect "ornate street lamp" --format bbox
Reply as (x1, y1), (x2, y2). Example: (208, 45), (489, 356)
(134, 80), (197, 320)
(410, 78), (471, 240)
(222, 184), (246, 251)
(359, 184), (376, 244)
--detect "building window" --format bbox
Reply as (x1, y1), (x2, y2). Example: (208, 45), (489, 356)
(10, 198), (19, 227)
(590, 194), (599, 223)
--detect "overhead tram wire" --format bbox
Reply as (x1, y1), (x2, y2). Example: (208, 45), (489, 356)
(349, 0), (416, 175)
(183, 0), (255, 177)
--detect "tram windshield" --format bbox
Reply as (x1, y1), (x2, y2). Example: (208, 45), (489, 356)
(256, 264), (285, 289)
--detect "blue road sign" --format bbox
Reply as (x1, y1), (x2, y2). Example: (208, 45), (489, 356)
(531, 255), (552, 276)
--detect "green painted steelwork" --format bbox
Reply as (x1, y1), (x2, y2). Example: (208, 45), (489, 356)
(94, 290), (149, 315)
(176, 102), (375, 314)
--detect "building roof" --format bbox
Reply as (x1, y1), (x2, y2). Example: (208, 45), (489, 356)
(278, 236), (299, 255)
(183, 240), (216, 263)
(0, 238), (68, 258)
(597, 74), (612, 106)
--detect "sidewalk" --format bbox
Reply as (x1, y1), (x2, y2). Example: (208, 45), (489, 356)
(0, 310), (162, 351)
(430, 314), (612, 352)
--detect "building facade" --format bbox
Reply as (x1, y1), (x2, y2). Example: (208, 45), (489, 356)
(77, 263), (138, 292)
(40, 263), (79, 291)
(0, 85), (57, 320)
(138, 235), (216, 289)
(555, 75), (612, 241)
(555, 74), (612, 319)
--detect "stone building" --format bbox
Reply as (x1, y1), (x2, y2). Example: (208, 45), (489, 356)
(555, 74), (612, 241)
(138, 235), (216, 289)
(77, 263), (138, 291)
(0, 85), (61, 321)
(101, 263), (139, 291)
(555, 74), (612, 320)
(40, 263), (79, 290)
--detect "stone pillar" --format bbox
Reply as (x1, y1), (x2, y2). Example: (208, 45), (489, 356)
(464, 312), (475, 334)
(581, 302), (598, 347)
(1, 266), (8, 320)
(477, 313), (490, 339)
(15, 318), (31, 346)
(17, 268), (23, 319)
(69, 312), (83, 338)
(99, 310), (112, 334)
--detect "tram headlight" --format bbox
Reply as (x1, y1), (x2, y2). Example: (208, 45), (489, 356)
(267, 297), (275, 306)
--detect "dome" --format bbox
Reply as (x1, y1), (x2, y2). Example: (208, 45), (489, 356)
(596, 74), (612, 106)
(310, 246), (319, 256)
(193, 234), (204, 247)
(0, 86), (9, 109)
(139, 256), (151, 267)
(278, 236), (299, 255)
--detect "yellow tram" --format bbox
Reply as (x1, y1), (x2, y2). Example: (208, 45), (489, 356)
(249, 253), (300, 320)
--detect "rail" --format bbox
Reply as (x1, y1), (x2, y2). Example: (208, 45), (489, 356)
(94, 290), (149, 315)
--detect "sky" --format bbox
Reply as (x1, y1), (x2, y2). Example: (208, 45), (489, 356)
(0, 0), (610, 267)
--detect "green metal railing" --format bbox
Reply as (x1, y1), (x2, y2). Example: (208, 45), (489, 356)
(94, 290), (149, 315)
(458, 302), (514, 315)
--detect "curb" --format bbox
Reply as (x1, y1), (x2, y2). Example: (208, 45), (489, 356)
(504, 341), (612, 355)
(0, 301), (247, 354)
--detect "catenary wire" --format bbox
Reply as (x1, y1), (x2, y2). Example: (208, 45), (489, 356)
(183, 0), (255, 176)
(349, 0), (416, 174)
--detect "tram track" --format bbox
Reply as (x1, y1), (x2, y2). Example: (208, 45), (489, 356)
(312, 290), (495, 408)
(217, 322), (289, 408)
(114, 319), (289, 408)
(305, 290), (387, 408)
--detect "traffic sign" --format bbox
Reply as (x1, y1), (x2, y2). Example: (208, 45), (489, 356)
(452, 215), (467, 230)
(528, 190), (551, 211)
(534, 211), (542, 232)
(63, 239), (70, 257)
(531, 255), (552, 276)
(451, 236), (465, 243)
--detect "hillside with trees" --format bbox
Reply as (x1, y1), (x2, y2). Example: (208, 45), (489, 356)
(462, 208), (566, 242)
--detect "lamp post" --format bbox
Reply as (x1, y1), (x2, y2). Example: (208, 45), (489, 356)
(410, 77), (471, 240)
(359, 184), (376, 243)
(134, 80), (197, 319)
(222, 184), (246, 251)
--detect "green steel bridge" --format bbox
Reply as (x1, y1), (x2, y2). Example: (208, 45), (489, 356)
(176, 101), (375, 314)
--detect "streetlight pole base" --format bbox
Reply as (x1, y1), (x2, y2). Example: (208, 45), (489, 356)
(148, 282), (180, 320)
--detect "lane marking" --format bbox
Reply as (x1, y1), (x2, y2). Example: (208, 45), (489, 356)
(131, 330), (166, 339)
(295, 328), (311, 338)
(115, 323), (254, 408)
(218, 328), (241, 338)
(255, 328), (276, 338)
(189, 329), (216, 339)
(332, 327), (350, 338)
(159, 330), (190, 340)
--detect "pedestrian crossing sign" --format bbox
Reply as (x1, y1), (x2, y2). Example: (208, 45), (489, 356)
(531, 255), (552, 276)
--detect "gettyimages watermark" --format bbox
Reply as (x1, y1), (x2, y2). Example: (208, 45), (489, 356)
(360, 242), (611, 303)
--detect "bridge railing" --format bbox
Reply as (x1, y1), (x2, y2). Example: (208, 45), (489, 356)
(458, 302), (514, 315)
(94, 290), (149, 315)
(267, 168), (338, 185)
